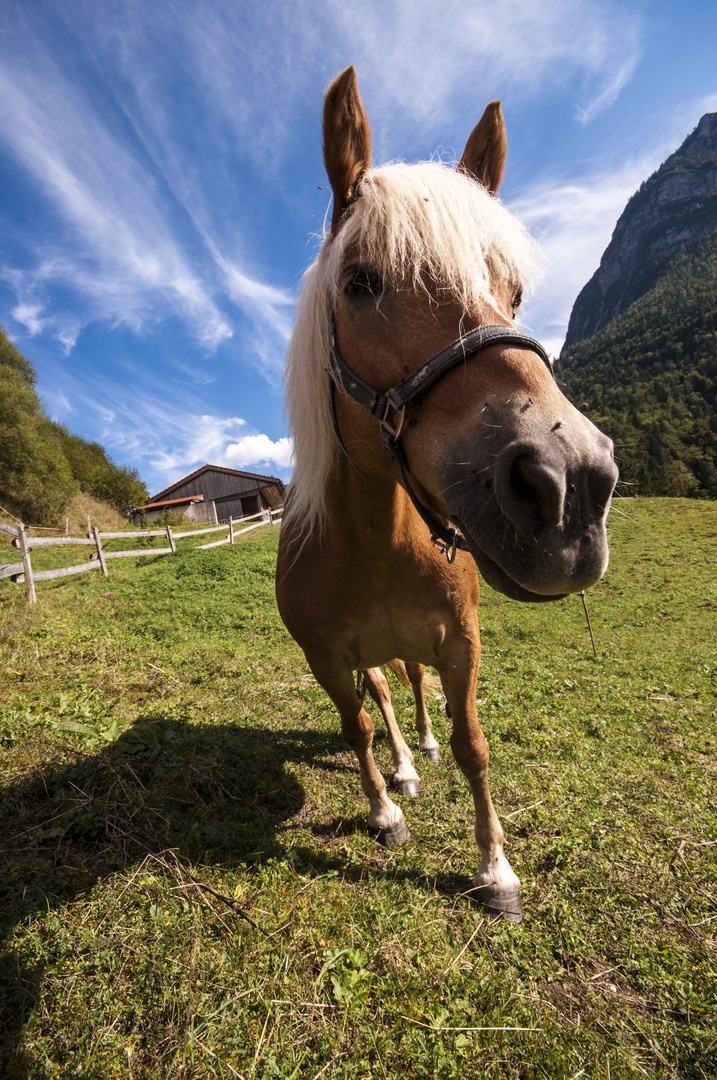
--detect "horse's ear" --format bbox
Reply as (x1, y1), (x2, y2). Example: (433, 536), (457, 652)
(458, 100), (507, 195)
(323, 66), (372, 234)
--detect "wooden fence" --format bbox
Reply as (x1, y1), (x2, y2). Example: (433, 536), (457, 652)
(0, 508), (283, 604)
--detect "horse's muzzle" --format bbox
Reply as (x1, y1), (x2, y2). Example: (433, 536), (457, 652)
(443, 415), (618, 601)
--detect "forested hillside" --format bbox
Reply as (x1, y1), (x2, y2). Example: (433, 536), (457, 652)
(1, 324), (148, 525)
(557, 232), (717, 498)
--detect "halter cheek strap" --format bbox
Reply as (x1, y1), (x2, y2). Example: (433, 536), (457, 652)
(328, 322), (554, 560)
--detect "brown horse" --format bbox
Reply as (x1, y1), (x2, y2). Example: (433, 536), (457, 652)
(276, 68), (617, 922)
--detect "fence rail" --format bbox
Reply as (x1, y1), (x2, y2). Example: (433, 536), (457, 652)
(0, 508), (283, 604)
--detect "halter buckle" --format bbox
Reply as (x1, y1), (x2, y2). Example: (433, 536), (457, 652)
(432, 528), (458, 563)
(379, 391), (406, 442)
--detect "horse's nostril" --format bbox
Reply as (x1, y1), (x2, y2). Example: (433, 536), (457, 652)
(495, 444), (566, 539)
(587, 459), (619, 518)
(509, 456), (540, 505)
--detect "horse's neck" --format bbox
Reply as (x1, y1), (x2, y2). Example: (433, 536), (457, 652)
(326, 456), (420, 551)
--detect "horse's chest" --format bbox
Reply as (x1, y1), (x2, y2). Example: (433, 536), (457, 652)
(278, 528), (478, 667)
(333, 578), (465, 668)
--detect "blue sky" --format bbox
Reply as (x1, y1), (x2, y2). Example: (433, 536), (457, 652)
(1, 0), (716, 497)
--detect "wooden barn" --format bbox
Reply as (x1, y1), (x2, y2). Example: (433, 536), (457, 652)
(132, 464), (285, 525)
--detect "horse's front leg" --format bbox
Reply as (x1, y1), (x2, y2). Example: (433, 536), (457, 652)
(363, 667), (421, 797)
(440, 640), (523, 923)
(308, 656), (410, 845)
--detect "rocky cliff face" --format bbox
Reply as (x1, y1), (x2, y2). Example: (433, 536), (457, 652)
(562, 112), (717, 350)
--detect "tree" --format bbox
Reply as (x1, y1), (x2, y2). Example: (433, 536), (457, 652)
(0, 331), (78, 524)
(0, 324), (149, 523)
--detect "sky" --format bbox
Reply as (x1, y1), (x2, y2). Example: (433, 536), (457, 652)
(1, 1), (716, 498)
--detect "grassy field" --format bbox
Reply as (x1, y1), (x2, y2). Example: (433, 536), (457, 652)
(1, 499), (715, 1079)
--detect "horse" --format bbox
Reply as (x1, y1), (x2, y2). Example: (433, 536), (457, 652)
(275, 67), (618, 922)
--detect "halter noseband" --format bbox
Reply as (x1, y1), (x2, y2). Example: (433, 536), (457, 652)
(329, 321), (554, 561)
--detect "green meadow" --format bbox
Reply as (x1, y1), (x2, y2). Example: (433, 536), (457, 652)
(1, 498), (715, 1079)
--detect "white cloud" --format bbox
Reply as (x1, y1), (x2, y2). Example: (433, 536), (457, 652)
(213, 252), (295, 373)
(11, 300), (44, 336)
(55, 323), (83, 356)
(224, 434), (294, 472)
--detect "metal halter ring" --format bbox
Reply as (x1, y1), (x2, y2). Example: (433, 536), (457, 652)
(379, 393), (406, 441)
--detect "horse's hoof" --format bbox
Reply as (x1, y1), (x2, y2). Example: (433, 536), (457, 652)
(478, 888), (524, 925)
(369, 818), (411, 847)
(392, 776), (421, 798)
(422, 746), (442, 762)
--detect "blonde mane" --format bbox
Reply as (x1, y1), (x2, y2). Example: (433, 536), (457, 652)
(284, 160), (542, 539)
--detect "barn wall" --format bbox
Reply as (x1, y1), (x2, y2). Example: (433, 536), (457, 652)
(214, 490), (262, 522)
(186, 501), (217, 523)
(131, 500), (217, 526)
(161, 470), (276, 502)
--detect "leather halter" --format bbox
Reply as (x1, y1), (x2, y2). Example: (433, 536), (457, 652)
(329, 321), (554, 561)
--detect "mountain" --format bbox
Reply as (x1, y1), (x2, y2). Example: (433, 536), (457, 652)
(557, 231), (717, 499)
(557, 112), (717, 500)
(564, 112), (717, 348)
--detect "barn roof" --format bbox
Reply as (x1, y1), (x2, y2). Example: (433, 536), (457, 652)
(133, 495), (205, 511)
(259, 484), (284, 509)
(150, 464), (283, 503)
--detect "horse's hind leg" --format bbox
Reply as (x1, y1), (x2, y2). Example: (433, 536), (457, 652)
(405, 663), (441, 761)
(364, 667), (421, 797)
(309, 657), (410, 845)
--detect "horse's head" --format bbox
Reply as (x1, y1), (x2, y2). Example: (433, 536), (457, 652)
(289, 67), (618, 602)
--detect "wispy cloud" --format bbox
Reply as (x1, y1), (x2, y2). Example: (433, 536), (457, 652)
(10, 299), (44, 336)
(44, 368), (290, 493)
(0, 0), (644, 360)
(0, 13), (298, 368)
(576, 55), (641, 125)
(513, 150), (668, 355)
(0, 60), (232, 348)
(3, 0), (704, 498)
(321, 0), (643, 147)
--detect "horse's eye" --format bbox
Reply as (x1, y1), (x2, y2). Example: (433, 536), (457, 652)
(344, 267), (383, 299)
(511, 287), (523, 317)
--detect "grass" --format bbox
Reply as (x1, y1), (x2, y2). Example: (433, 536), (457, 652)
(0, 498), (715, 1078)
(1, 492), (130, 535)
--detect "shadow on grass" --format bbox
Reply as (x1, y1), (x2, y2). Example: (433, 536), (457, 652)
(0, 715), (479, 1075)
(0, 716), (340, 1076)
(303, 819), (476, 898)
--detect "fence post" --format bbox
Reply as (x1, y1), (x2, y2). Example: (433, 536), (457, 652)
(17, 525), (36, 604)
(268, 509), (275, 529)
(92, 526), (109, 578)
(87, 514), (91, 537)
(229, 518), (235, 545)
(165, 525), (176, 554)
